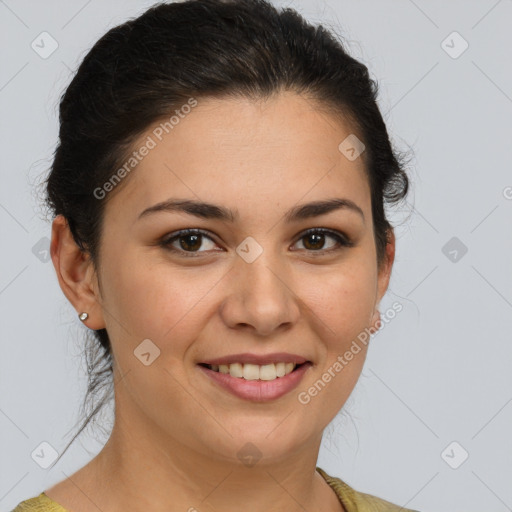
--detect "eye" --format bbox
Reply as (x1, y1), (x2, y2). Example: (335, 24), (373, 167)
(160, 227), (354, 257)
(160, 229), (220, 256)
(292, 228), (353, 253)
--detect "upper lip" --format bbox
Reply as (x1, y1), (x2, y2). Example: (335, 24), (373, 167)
(200, 352), (309, 366)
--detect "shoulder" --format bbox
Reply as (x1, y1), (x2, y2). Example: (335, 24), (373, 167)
(14, 472), (421, 512)
(11, 492), (68, 512)
(316, 467), (420, 512)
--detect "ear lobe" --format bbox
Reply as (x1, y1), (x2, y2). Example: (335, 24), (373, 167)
(50, 215), (106, 330)
(370, 308), (381, 331)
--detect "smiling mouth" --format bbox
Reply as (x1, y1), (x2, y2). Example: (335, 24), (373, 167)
(198, 362), (309, 381)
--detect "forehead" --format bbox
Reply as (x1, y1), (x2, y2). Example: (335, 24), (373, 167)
(105, 92), (370, 222)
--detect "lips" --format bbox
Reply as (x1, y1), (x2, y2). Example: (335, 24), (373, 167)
(197, 361), (313, 402)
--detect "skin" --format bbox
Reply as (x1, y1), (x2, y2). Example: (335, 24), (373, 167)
(47, 91), (395, 512)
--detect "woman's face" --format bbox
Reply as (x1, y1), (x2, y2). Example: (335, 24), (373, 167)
(83, 91), (393, 464)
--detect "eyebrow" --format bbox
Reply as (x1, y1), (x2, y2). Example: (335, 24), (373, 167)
(137, 198), (365, 223)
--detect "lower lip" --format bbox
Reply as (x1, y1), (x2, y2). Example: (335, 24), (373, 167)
(197, 363), (312, 402)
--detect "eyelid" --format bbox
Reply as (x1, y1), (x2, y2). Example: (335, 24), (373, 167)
(292, 227), (354, 252)
(159, 228), (221, 257)
(159, 227), (354, 256)
(295, 227), (352, 243)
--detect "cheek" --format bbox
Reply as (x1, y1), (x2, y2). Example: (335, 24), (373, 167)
(300, 265), (375, 409)
(305, 259), (377, 339)
(100, 252), (222, 347)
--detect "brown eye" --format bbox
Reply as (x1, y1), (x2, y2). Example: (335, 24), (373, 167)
(178, 233), (202, 251)
(160, 229), (219, 256)
(293, 228), (353, 253)
(302, 232), (328, 250)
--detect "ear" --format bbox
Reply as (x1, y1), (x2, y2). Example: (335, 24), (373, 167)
(370, 227), (396, 328)
(50, 214), (106, 330)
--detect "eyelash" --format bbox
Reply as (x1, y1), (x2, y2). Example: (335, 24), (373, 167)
(159, 228), (354, 257)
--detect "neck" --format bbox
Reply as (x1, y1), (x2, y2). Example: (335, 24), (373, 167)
(76, 401), (343, 512)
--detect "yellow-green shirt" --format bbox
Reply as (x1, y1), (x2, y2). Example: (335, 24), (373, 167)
(11, 466), (420, 511)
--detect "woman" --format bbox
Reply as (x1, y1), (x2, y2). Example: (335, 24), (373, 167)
(13, 0), (417, 510)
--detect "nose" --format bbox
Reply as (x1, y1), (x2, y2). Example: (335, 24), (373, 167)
(219, 256), (301, 337)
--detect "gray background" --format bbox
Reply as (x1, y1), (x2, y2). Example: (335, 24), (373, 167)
(1, 1), (511, 511)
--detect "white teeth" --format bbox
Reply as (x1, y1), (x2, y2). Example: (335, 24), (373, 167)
(243, 363), (260, 380)
(275, 362), (286, 377)
(208, 362), (299, 380)
(229, 363), (243, 378)
(259, 364), (276, 381)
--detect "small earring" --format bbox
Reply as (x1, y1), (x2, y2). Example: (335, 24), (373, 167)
(78, 312), (89, 322)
